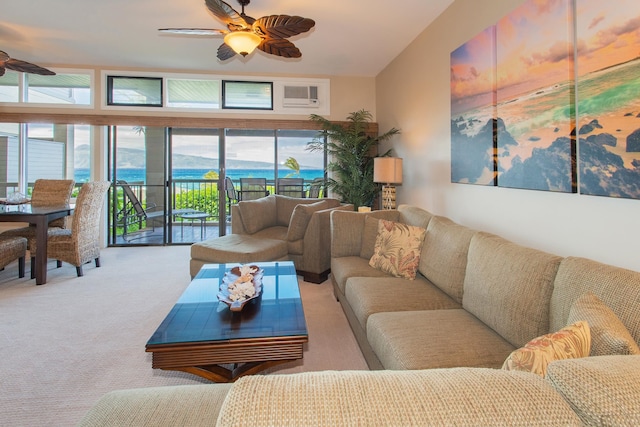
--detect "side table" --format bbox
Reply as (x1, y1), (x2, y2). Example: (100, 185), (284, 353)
(178, 212), (209, 240)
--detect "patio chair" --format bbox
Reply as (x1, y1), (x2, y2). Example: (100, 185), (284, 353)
(225, 177), (240, 218)
(308, 178), (325, 198)
(116, 180), (165, 240)
(44, 181), (111, 277)
(277, 178), (305, 198)
(239, 178), (269, 201)
(0, 179), (75, 251)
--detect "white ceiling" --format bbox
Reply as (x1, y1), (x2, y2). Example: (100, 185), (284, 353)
(1, 0), (453, 77)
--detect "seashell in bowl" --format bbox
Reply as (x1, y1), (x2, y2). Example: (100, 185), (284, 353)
(217, 265), (263, 312)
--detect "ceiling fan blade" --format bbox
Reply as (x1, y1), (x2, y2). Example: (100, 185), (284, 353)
(5, 58), (55, 75)
(254, 15), (315, 39)
(159, 28), (226, 36)
(0, 50), (9, 62)
(258, 38), (302, 58)
(0, 67), (5, 77)
(217, 42), (237, 61)
(205, 0), (251, 29)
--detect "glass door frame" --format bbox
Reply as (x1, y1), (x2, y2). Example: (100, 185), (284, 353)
(108, 125), (169, 246)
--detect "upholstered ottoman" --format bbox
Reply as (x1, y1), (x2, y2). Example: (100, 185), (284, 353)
(190, 234), (288, 278)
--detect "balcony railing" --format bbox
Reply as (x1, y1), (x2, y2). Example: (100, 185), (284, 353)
(110, 177), (326, 244)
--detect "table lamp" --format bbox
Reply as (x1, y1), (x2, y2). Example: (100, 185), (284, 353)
(373, 157), (403, 210)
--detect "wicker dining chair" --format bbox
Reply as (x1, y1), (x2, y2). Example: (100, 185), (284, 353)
(42, 181), (111, 277)
(0, 236), (27, 278)
(0, 179), (75, 244)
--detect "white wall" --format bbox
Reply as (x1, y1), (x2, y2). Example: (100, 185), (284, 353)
(376, 0), (640, 272)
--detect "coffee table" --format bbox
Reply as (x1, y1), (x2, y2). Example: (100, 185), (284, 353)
(145, 261), (308, 382)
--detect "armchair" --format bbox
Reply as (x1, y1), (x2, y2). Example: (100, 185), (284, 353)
(231, 195), (353, 283)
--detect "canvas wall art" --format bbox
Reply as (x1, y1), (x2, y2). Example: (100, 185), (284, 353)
(450, 26), (497, 186)
(576, 0), (640, 199)
(495, 0), (576, 192)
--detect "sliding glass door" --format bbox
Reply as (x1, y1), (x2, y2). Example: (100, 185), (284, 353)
(108, 125), (327, 246)
(169, 128), (222, 241)
(109, 125), (168, 245)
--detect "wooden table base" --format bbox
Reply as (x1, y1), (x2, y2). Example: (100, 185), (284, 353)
(168, 360), (293, 383)
(147, 336), (307, 383)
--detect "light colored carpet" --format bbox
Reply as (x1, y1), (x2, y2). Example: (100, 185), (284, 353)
(0, 246), (367, 426)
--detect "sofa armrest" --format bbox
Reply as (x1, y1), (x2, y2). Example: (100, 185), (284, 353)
(230, 204), (248, 235)
(298, 204), (353, 273)
(546, 355), (640, 426)
(78, 384), (232, 427)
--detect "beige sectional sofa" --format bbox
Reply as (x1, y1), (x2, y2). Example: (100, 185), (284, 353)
(80, 204), (640, 426)
(190, 195), (352, 283)
(331, 205), (640, 373)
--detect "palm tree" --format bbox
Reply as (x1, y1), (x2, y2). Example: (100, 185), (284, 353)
(283, 157), (301, 177)
(307, 110), (400, 209)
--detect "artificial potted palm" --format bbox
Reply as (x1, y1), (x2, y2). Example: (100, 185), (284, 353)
(307, 109), (400, 209)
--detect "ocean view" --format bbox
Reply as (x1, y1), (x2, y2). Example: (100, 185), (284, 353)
(74, 168), (325, 183)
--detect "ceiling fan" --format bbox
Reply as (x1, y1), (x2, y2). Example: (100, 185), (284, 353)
(159, 0), (315, 60)
(0, 50), (55, 76)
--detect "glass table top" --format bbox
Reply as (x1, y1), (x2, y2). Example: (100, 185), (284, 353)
(146, 261), (307, 346)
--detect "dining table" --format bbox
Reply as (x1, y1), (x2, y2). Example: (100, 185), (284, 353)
(0, 203), (74, 285)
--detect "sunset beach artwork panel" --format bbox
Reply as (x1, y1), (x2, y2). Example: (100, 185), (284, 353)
(576, 0), (640, 199)
(450, 25), (497, 186)
(495, 0), (577, 193)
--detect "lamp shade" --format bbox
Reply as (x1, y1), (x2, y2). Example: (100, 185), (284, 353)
(373, 157), (403, 184)
(224, 31), (262, 56)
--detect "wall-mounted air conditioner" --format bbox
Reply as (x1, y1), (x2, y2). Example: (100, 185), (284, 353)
(283, 85), (319, 107)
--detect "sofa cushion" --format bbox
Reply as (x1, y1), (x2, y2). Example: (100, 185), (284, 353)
(397, 204), (433, 228)
(502, 321), (591, 377)
(550, 256), (640, 345)
(190, 234), (288, 264)
(419, 216), (475, 305)
(367, 309), (516, 370)
(250, 225), (288, 241)
(463, 232), (562, 348)
(369, 220), (426, 280)
(275, 195), (309, 226)
(331, 256), (390, 296)
(546, 355), (640, 426)
(287, 201), (328, 242)
(237, 195), (277, 234)
(360, 216), (380, 259)
(217, 369), (582, 427)
(358, 211), (402, 259)
(567, 292), (640, 356)
(344, 275), (460, 330)
(276, 196), (337, 226)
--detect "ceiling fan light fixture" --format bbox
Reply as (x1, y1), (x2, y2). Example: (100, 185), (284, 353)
(224, 31), (261, 56)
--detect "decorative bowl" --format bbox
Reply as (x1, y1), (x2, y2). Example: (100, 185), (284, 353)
(217, 265), (263, 312)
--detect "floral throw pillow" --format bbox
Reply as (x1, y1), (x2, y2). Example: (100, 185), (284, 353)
(369, 219), (427, 280)
(502, 321), (591, 377)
